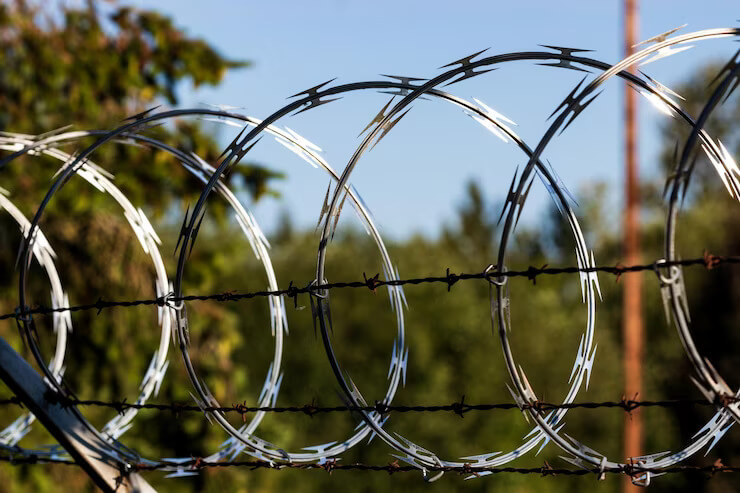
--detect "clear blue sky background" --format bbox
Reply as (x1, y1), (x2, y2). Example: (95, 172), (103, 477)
(124, 1), (738, 239)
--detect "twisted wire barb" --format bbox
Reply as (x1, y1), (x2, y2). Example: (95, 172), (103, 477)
(1, 253), (736, 322)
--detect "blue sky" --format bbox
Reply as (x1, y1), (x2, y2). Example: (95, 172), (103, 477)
(124, 1), (738, 239)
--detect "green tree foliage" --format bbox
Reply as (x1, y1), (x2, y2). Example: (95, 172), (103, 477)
(0, 0), (282, 211)
(647, 60), (740, 493)
(0, 1), (244, 130)
(0, 2), (280, 490)
(442, 180), (498, 264)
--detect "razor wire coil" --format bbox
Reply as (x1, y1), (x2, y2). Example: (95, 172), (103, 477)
(0, 24), (739, 488)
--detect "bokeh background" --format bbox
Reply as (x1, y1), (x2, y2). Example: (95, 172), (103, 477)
(0, 1), (738, 492)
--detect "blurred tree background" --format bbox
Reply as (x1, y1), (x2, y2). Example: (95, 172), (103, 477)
(0, 1), (738, 492)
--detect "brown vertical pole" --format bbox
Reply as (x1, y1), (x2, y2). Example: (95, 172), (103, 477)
(623, 0), (642, 491)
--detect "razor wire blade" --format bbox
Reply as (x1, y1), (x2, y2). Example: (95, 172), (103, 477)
(0, 24), (737, 489)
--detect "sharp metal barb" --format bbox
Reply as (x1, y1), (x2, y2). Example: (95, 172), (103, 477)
(122, 105), (162, 122)
(549, 75), (589, 119)
(370, 108), (412, 150)
(634, 24), (688, 47)
(378, 74), (427, 96)
(358, 97), (395, 137)
(444, 67), (496, 86)
(293, 96), (342, 116)
(439, 48), (489, 69)
(538, 45), (593, 72)
(288, 78), (337, 99)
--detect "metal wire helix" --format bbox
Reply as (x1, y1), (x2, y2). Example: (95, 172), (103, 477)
(0, 24), (738, 488)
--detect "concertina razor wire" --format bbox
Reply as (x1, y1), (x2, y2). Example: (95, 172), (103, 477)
(0, 24), (738, 488)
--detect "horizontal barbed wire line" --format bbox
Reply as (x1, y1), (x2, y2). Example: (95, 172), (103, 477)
(0, 454), (737, 478)
(0, 253), (736, 322)
(1, 395), (737, 416)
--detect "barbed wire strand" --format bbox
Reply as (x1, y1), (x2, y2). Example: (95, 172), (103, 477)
(0, 453), (737, 478)
(0, 253), (736, 322)
(1, 394), (737, 416)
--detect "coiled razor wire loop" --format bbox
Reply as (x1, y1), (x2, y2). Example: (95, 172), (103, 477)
(310, 62), (596, 484)
(663, 48), (740, 425)
(179, 111), (406, 465)
(480, 28), (740, 485)
(0, 128), (289, 470)
(0, 189), (72, 450)
(0, 132), (284, 468)
(0, 129), (288, 466)
(177, 111), (405, 464)
(1, 136), (172, 464)
(164, 39), (740, 480)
